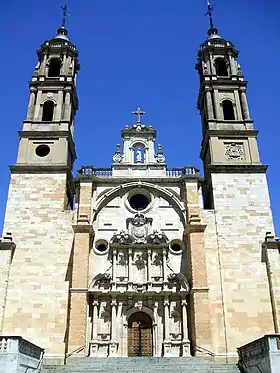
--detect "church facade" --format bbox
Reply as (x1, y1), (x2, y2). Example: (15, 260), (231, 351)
(0, 15), (279, 366)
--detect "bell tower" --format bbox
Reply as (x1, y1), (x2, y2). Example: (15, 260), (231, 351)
(197, 8), (263, 208)
(0, 9), (80, 361)
(197, 4), (276, 359)
(14, 10), (79, 207)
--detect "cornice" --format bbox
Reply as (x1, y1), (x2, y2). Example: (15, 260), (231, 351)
(207, 164), (268, 174)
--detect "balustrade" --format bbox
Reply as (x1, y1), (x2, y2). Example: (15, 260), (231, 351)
(78, 166), (198, 178)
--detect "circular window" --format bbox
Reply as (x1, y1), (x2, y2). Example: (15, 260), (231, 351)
(35, 144), (50, 157)
(170, 240), (183, 254)
(129, 194), (150, 211)
(95, 239), (109, 254)
(171, 243), (181, 252)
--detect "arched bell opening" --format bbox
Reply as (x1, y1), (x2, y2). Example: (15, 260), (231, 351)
(127, 312), (153, 357)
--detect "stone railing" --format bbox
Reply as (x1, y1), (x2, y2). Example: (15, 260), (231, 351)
(78, 165), (199, 178)
(78, 166), (112, 177)
(166, 166), (199, 177)
(237, 334), (280, 373)
(0, 336), (44, 373)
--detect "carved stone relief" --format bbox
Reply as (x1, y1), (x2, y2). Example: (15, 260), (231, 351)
(225, 142), (244, 160)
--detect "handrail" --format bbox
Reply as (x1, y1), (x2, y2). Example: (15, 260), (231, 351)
(24, 349), (45, 373)
(65, 345), (84, 360)
(196, 345), (215, 357)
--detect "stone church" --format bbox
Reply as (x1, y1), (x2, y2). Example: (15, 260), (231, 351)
(0, 9), (279, 367)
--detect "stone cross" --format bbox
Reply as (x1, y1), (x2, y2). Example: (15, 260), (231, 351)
(132, 106), (145, 123)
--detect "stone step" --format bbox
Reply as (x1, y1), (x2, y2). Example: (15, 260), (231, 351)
(41, 357), (240, 373)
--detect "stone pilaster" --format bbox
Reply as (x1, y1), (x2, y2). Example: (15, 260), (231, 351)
(185, 180), (213, 356)
(262, 233), (280, 333)
(68, 218), (94, 354)
(0, 234), (16, 334)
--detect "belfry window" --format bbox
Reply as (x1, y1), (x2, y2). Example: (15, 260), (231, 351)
(42, 101), (55, 121)
(48, 59), (61, 77)
(215, 58), (228, 77)
(222, 100), (235, 120)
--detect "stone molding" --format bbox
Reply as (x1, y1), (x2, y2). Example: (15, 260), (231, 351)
(207, 164), (268, 174)
(72, 224), (94, 234)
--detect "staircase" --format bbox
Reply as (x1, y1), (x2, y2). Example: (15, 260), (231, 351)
(41, 357), (240, 373)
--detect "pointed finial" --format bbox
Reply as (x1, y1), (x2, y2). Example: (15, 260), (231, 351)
(132, 106), (145, 124)
(61, 4), (69, 28)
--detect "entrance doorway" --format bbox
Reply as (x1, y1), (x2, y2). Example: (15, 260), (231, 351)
(128, 312), (153, 356)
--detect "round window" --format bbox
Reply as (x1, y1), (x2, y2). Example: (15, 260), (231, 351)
(170, 240), (183, 254)
(35, 144), (50, 157)
(129, 194), (150, 211)
(171, 243), (181, 252)
(95, 239), (109, 254)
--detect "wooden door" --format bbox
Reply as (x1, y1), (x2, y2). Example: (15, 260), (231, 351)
(128, 312), (153, 356)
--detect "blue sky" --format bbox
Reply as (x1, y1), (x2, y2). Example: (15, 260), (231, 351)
(0, 0), (280, 233)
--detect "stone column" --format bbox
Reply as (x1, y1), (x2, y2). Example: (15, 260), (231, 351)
(55, 91), (64, 121)
(212, 89), (220, 120)
(240, 90), (250, 120)
(26, 90), (36, 120)
(92, 300), (99, 340)
(206, 90), (214, 120)
(63, 91), (71, 121)
(110, 299), (118, 356)
(229, 55), (236, 75)
(62, 53), (67, 75)
(112, 249), (117, 282)
(34, 90), (42, 120)
(164, 297), (170, 341)
(128, 249), (133, 286)
(111, 299), (117, 341)
(233, 90), (243, 120)
(40, 54), (47, 75)
(181, 299), (188, 341)
(181, 299), (191, 356)
(162, 249), (167, 281)
(147, 249), (151, 282)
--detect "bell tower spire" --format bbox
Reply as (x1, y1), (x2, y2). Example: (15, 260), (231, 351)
(196, 4), (264, 208)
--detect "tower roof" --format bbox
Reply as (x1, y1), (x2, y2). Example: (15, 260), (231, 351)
(53, 25), (69, 41)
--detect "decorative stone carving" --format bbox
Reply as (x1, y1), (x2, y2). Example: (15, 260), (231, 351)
(225, 142), (244, 160)
(146, 230), (168, 245)
(129, 213), (149, 243)
(133, 252), (146, 269)
(118, 252), (127, 266)
(168, 273), (189, 292)
(156, 144), (166, 163)
(113, 144), (123, 163)
(95, 273), (111, 284)
(111, 230), (134, 245)
(152, 252), (162, 266)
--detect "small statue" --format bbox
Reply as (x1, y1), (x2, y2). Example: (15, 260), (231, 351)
(136, 148), (142, 163)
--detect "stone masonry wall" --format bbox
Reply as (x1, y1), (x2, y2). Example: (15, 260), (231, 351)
(202, 173), (275, 361)
(0, 173), (74, 359)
